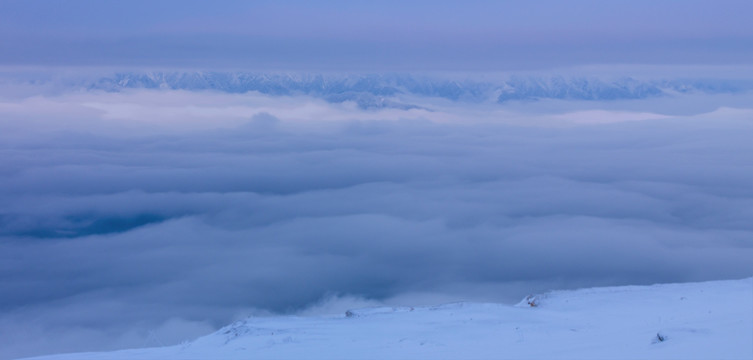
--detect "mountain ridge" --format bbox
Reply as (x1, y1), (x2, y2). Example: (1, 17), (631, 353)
(5, 71), (753, 109)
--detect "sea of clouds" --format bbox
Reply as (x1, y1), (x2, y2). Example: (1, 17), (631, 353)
(1, 73), (752, 359)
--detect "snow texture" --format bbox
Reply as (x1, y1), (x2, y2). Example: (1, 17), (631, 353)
(23, 278), (753, 360)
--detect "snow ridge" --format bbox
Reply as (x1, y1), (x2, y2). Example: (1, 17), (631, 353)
(7, 71), (753, 109)
(24, 277), (753, 360)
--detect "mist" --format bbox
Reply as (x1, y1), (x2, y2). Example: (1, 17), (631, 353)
(1, 79), (752, 358)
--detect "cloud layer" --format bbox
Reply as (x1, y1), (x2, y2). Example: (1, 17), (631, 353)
(1, 84), (753, 359)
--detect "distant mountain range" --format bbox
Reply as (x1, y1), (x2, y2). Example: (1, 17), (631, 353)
(10, 71), (753, 109)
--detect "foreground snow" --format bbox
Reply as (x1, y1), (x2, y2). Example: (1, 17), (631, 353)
(25, 278), (753, 360)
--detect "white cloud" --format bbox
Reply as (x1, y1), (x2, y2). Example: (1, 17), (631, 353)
(1, 81), (753, 359)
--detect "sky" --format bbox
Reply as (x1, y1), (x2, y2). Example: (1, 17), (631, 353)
(1, 0), (752, 70)
(1, 1), (753, 359)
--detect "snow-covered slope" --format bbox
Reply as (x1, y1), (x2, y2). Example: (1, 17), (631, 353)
(25, 278), (753, 360)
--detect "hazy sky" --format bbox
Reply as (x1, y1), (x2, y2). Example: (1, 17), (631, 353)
(1, 0), (752, 69)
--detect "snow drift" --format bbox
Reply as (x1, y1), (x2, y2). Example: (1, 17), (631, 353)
(24, 277), (753, 360)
